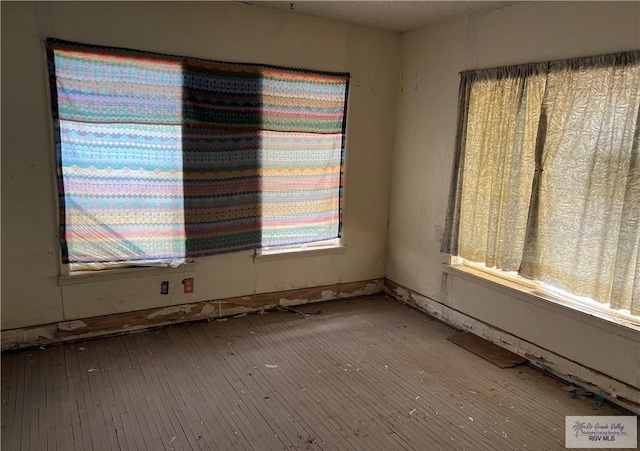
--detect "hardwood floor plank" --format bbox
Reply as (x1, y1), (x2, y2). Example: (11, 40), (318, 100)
(241, 311), (421, 451)
(122, 334), (176, 450)
(108, 337), (152, 451)
(37, 349), (53, 451)
(128, 333), (200, 451)
(256, 305), (450, 450)
(1, 353), (18, 450)
(161, 326), (252, 450)
(65, 343), (99, 451)
(205, 318), (366, 451)
(182, 324), (291, 450)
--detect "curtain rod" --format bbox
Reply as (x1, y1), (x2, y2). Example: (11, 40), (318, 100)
(459, 49), (640, 76)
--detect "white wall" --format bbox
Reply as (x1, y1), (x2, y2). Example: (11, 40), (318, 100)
(387, 1), (640, 389)
(1, 1), (399, 329)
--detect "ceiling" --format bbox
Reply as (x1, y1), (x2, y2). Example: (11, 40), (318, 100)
(248, 1), (521, 32)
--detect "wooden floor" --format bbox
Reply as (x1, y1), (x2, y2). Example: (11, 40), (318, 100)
(1, 295), (630, 450)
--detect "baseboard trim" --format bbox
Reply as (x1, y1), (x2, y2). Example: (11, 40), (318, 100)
(1, 279), (383, 351)
(383, 278), (640, 415)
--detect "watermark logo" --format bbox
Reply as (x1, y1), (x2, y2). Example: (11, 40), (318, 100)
(565, 416), (637, 448)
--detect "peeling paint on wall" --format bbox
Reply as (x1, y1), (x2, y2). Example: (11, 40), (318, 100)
(58, 320), (88, 331)
(340, 281), (382, 298)
(320, 290), (336, 300)
(279, 298), (308, 307)
(147, 305), (193, 320)
(200, 304), (218, 317)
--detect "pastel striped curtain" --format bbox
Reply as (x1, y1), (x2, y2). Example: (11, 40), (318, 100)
(46, 39), (349, 264)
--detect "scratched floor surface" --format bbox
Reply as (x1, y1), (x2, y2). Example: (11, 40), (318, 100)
(1, 294), (630, 450)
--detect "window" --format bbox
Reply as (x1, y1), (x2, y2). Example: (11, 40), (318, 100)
(46, 39), (349, 272)
(443, 51), (640, 321)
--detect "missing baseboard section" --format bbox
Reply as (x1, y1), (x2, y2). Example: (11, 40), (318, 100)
(383, 278), (640, 415)
(2, 279), (383, 351)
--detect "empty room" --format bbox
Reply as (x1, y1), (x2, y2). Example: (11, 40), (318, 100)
(1, 1), (639, 449)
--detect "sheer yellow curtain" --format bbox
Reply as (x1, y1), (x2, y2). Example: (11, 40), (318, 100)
(455, 66), (546, 271)
(520, 54), (640, 314)
(443, 51), (640, 315)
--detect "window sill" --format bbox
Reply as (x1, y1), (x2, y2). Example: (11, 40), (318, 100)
(443, 263), (640, 340)
(58, 262), (196, 286)
(253, 245), (346, 263)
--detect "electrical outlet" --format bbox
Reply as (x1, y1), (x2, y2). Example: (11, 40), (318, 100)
(182, 278), (194, 294)
(161, 281), (169, 295)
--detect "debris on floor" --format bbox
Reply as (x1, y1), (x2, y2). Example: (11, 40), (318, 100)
(276, 305), (321, 317)
(264, 364), (278, 369)
(564, 386), (594, 398)
(447, 332), (527, 368)
(561, 385), (579, 392)
(563, 386), (604, 405)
